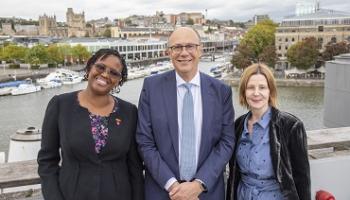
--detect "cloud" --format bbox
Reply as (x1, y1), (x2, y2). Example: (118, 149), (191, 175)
(0, 0), (349, 22)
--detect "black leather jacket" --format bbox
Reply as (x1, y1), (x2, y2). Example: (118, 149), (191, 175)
(226, 107), (311, 200)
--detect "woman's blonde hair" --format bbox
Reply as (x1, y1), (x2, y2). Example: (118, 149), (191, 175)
(238, 63), (277, 109)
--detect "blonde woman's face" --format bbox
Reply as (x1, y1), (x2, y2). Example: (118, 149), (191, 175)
(245, 74), (270, 112)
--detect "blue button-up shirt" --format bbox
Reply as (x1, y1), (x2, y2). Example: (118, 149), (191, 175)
(236, 107), (283, 200)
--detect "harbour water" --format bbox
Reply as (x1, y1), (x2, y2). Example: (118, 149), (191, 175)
(0, 61), (324, 154)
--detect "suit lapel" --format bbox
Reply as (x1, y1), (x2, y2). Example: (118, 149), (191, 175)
(99, 109), (123, 156)
(162, 70), (180, 161)
(71, 104), (100, 163)
(198, 73), (216, 165)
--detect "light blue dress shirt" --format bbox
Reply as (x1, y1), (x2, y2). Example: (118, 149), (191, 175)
(236, 107), (283, 200)
(164, 71), (203, 190)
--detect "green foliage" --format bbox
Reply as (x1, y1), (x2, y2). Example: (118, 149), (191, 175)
(58, 44), (73, 64)
(231, 44), (254, 69)
(2, 44), (27, 63)
(47, 44), (65, 64)
(232, 19), (277, 69)
(25, 44), (48, 65)
(71, 44), (91, 63)
(0, 47), (3, 60)
(240, 19), (277, 58)
(287, 37), (319, 70)
(322, 41), (350, 61)
(258, 45), (277, 68)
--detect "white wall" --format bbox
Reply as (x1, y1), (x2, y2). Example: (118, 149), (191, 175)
(310, 155), (350, 200)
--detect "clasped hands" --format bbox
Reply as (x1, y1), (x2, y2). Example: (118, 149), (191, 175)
(168, 180), (204, 200)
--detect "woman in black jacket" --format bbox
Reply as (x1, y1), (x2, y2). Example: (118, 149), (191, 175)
(226, 63), (310, 200)
(37, 49), (144, 200)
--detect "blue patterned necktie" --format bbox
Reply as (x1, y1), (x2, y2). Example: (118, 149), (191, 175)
(180, 83), (197, 181)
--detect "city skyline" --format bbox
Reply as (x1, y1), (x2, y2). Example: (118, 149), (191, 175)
(0, 0), (350, 22)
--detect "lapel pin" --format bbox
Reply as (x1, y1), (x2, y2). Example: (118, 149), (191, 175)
(115, 118), (122, 126)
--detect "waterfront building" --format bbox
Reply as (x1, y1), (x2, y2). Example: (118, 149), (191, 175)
(60, 37), (218, 62)
(275, 2), (350, 69)
(110, 27), (161, 39)
(14, 25), (38, 36)
(66, 8), (88, 37)
(39, 15), (57, 36)
(39, 14), (68, 38)
(1, 23), (15, 35)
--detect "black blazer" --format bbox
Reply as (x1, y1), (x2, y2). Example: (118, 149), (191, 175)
(37, 91), (144, 200)
(226, 107), (311, 200)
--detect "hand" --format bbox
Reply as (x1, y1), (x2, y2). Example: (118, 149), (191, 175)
(168, 181), (180, 192)
(169, 181), (203, 200)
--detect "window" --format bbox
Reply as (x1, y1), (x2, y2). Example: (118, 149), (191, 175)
(292, 38), (295, 42)
(318, 26), (324, 32)
(331, 36), (337, 43)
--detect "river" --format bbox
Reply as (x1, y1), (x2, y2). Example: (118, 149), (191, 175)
(0, 61), (324, 153)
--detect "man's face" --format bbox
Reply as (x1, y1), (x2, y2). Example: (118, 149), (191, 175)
(167, 27), (202, 80)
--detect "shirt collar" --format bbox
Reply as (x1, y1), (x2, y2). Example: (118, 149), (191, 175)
(243, 107), (272, 133)
(258, 107), (272, 129)
(176, 70), (200, 88)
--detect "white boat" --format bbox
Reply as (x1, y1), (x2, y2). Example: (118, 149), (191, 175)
(11, 83), (41, 96)
(39, 79), (63, 89)
(37, 69), (83, 86)
(61, 75), (83, 85)
(0, 87), (16, 96)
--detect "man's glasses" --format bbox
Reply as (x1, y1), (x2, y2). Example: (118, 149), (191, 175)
(168, 44), (200, 54)
(93, 63), (122, 79)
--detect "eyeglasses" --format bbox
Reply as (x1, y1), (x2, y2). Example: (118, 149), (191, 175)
(168, 44), (200, 54)
(93, 63), (122, 79)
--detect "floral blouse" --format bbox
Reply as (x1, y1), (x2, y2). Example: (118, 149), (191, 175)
(89, 98), (118, 154)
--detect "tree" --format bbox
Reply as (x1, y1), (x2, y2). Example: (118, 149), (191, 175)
(231, 19), (277, 69)
(240, 20), (277, 59)
(287, 37), (319, 70)
(71, 44), (90, 64)
(186, 18), (194, 25)
(322, 41), (350, 61)
(231, 43), (254, 69)
(47, 44), (65, 64)
(25, 44), (48, 65)
(2, 44), (27, 63)
(258, 45), (277, 68)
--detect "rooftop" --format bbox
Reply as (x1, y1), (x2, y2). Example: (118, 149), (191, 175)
(283, 9), (350, 21)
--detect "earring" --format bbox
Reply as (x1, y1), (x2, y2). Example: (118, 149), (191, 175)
(111, 85), (120, 94)
(84, 73), (89, 80)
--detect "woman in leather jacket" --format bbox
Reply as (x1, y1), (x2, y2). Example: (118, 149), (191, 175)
(226, 63), (310, 200)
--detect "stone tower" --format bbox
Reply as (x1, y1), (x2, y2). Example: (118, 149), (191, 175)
(66, 8), (86, 37)
(39, 14), (57, 36)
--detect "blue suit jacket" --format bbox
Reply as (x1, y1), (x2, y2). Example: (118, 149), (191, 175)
(136, 70), (235, 200)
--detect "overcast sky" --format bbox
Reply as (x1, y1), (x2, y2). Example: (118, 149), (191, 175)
(0, 0), (349, 22)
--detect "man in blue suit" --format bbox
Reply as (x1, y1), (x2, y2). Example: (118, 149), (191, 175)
(136, 27), (235, 200)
